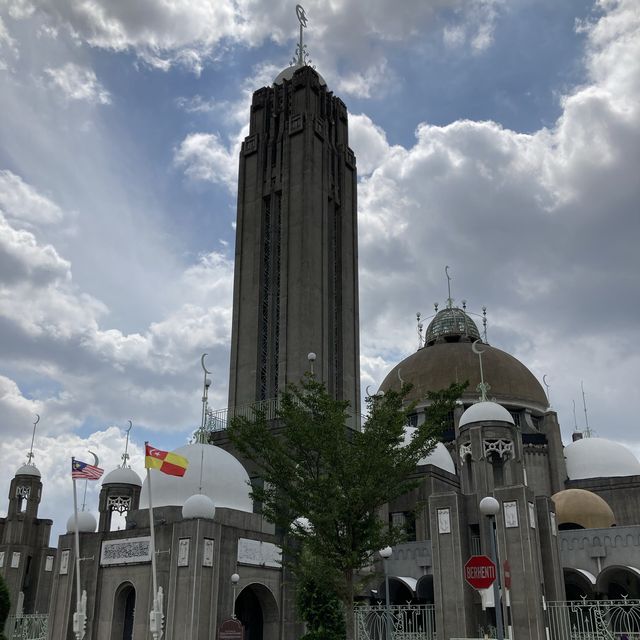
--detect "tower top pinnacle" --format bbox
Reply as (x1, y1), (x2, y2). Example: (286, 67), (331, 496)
(274, 4), (326, 86)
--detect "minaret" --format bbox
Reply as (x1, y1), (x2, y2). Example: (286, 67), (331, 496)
(227, 5), (360, 418)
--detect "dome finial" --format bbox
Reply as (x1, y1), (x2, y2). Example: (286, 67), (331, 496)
(121, 420), (133, 468)
(581, 381), (593, 438)
(472, 339), (491, 401)
(198, 353), (213, 443)
(445, 266), (454, 308)
(25, 413), (40, 467)
(292, 5), (312, 67)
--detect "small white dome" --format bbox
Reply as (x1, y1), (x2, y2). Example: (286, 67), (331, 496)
(66, 511), (97, 533)
(140, 443), (252, 513)
(15, 464), (41, 478)
(402, 427), (456, 474)
(182, 494), (216, 520)
(103, 467), (142, 487)
(564, 437), (640, 480)
(459, 401), (514, 427)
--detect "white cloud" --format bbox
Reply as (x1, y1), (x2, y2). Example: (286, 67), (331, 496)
(0, 169), (64, 225)
(44, 62), (111, 104)
(350, 0), (640, 449)
(174, 132), (240, 192)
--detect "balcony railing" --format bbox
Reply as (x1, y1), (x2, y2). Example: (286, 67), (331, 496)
(5, 614), (48, 640)
(206, 396), (361, 432)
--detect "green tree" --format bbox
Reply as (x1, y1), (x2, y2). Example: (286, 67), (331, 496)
(0, 572), (10, 640)
(229, 375), (466, 639)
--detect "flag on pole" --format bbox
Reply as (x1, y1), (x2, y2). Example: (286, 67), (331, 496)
(145, 444), (189, 477)
(72, 458), (104, 480)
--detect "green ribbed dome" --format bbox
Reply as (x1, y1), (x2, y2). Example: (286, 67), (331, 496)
(424, 307), (481, 345)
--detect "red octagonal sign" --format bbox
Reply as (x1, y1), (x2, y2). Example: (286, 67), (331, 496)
(464, 555), (496, 590)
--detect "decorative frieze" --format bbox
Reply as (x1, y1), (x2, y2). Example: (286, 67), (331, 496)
(100, 536), (151, 566)
(237, 538), (282, 568)
(483, 438), (513, 460)
(503, 501), (519, 528)
(178, 538), (190, 567)
(107, 495), (131, 514)
(203, 539), (214, 567)
(437, 508), (451, 534)
(459, 442), (472, 461)
(59, 550), (70, 574)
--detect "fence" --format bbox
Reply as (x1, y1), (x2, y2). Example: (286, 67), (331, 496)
(547, 599), (640, 640)
(5, 614), (48, 640)
(355, 603), (436, 640)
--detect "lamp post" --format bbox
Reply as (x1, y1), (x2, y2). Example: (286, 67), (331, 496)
(479, 497), (504, 640)
(231, 573), (240, 619)
(379, 546), (393, 640)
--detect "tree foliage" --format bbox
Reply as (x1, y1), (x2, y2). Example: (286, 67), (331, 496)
(229, 374), (465, 639)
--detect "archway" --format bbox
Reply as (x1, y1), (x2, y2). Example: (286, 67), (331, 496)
(596, 566), (640, 599)
(563, 568), (596, 600)
(378, 577), (417, 605)
(110, 582), (135, 640)
(416, 575), (435, 604)
(234, 583), (279, 640)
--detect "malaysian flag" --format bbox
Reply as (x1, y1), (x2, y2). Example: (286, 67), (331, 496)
(71, 458), (104, 480)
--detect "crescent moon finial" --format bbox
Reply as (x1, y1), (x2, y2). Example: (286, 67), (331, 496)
(397, 368), (405, 385)
(88, 450), (99, 467)
(201, 353), (212, 375)
(126, 419), (132, 434)
(26, 414), (41, 465)
(34, 414), (40, 426)
(471, 339), (485, 355)
(366, 385), (374, 397)
(543, 375), (551, 408)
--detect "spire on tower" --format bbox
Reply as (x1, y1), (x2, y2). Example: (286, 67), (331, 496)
(291, 5), (313, 68)
(197, 353), (212, 443)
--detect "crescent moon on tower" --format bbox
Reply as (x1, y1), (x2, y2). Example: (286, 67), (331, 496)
(472, 339), (485, 355)
(126, 419), (132, 433)
(34, 414), (40, 426)
(88, 450), (99, 467)
(201, 353), (212, 375)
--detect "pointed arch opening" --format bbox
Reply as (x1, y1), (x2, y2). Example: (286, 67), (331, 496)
(111, 582), (135, 640)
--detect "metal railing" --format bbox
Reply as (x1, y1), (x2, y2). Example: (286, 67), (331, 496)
(547, 599), (640, 640)
(5, 614), (48, 640)
(206, 396), (361, 432)
(355, 604), (436, 640)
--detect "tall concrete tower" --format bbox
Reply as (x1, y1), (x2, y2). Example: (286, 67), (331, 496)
(227, 19), (360, 417)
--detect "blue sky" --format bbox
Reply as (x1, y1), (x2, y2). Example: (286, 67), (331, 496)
(0, 0), (639, 539)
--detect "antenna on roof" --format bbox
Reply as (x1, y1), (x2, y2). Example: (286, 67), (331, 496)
(572, 399), (579, 431)
(26, 414), (40, 466)
(581, 381), (592, 437)
(472, 339), (491, 402)
(121, 420), (132, 468)
(445, 266), (454, 308)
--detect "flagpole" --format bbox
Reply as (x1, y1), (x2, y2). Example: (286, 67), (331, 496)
(146, 444), (163, 639)
(72, 460), (85, 639)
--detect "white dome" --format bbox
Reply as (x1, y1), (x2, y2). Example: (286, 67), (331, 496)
(459, 401), (514, 427)
(139, 443), (253, 513)
(274, 63), (326, 86)
(403, 427), (456, 474)
(15, 463), (41, 477)
(182, 494), (216, 520)
(103, 467), (142, 486)
(66, 511), (97, 533)
(564, 437), (640, 480)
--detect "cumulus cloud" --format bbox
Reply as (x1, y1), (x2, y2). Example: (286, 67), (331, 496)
(352, 0), (640, 446)
(0, 169), (64, 225)
(44, 62), (111, 104)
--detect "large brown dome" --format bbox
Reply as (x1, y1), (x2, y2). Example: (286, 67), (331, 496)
(552, 489), (616, 529)
(379, 342), (548, 411)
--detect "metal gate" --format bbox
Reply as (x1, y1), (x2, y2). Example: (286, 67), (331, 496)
(547, 599), (640, 640)
(4, 614), (48, 640)
(355, 604), (436, 640)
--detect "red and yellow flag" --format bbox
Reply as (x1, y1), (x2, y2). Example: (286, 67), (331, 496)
(145, 443), (189, 477)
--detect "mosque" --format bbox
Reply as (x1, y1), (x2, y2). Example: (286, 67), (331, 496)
(1, 6), (640, 640)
